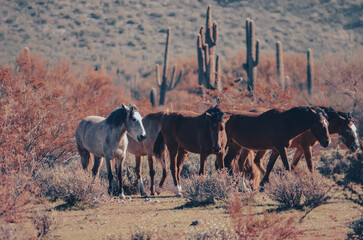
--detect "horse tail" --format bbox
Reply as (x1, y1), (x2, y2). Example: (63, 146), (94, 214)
(153, 131), (165, 159)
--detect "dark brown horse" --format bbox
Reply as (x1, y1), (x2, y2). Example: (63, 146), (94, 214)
(249, 107), (359, 175)
(223, 106), (331, 186)
(153, 106), (229, 196)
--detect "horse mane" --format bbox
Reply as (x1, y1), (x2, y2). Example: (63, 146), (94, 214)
(105, 104), (138, 128)
(205, 105), (225, 122)
(337, 111), (354, 122)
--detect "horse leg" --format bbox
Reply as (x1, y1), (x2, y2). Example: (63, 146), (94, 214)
(278, 147), (290, 171)
(199, 153), (209, 175)
(215, 152), (225, 170)
(147, 155), (156, 196)
(168, 145), (179, 195)
(92, 156), (103, 178)
(156, 158), (167, 195)
(116, 156), (125, 199)
(260, 150), (280, 186)
(238, 148), (251, 172)
(254, 150), (267, 175)
(250, 153), (261, 191)
(302, 146), (313, 172)
(176, 148), (188, 194)
(78, 144), (92, 171)
(135, 156), (147, 197)
(291, 148), (304, 172)
(224, 143), (242, 171)
(105, 157), (114, 194)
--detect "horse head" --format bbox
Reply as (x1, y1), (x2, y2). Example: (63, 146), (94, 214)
(122, 104), (147, 142)
(337, 112), (360, 152)
(310, 108), (331, 148)
(205, 106), (230, 153)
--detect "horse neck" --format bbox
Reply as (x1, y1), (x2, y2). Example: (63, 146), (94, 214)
(327, 117), (342, 134)
(320, 107), (341, 134)
(282, 108), (315, 139)
(112, 124), (127, 140)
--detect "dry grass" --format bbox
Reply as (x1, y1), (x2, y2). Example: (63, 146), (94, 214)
(227, 191), (303, 240)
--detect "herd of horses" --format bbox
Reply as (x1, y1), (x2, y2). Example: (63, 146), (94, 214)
(75, 104), (359, 198)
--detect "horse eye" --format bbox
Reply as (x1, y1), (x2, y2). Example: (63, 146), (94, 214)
(132, 118), (137, 122)
(219, 126), (224, 131)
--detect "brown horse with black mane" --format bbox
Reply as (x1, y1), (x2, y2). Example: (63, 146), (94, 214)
(154, 106), (230, 196)
(224, 106), (331, 186)
(248, 106), (359, 175)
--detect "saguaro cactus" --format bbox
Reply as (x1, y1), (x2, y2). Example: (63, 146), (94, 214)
(150, 88), (157, 107)
(307, 48), (314, 95)
(197, 5), (221, 91)
(276, 41), (285, 89)
(155, 28), (182, 106)
(242, 18), (260, 91)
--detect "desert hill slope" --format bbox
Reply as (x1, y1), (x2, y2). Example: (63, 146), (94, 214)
(0, 0), (362, 78)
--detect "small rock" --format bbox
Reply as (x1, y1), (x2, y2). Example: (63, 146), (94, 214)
(80, 226), (85, 229)
(153, 200), (160, 203)
(190, 220), (203, 226)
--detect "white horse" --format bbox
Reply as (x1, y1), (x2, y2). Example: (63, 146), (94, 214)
(75, 104), (146, 199)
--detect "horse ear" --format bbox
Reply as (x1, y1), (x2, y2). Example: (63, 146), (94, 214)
(206, 112), (212, 118)
(121, 104), (126, 109)
(311, 109), (317, 114)
(338, 115), (346, 121)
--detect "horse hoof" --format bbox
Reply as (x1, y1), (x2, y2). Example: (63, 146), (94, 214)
(119, 193), (126, 200)
(176, 193), (183, 198)
(150, 192), (156, 196)
(155, 187), (162, 195)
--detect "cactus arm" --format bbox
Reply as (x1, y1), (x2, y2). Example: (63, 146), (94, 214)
(156, 64), (162, 87)
(168, 65), (176, 90)
(213, 22), (218, 45)
(254, 39), (260, 66)
(170, 70), (182, 90)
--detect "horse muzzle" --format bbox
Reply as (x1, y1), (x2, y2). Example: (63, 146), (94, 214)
(212, 146), (221, 153)
(350, 143), (359, 153)
(137, 134), (147, 142)
(321, 139), (330, 148)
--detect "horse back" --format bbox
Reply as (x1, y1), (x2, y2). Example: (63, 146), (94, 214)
(226, 111), (286, 150)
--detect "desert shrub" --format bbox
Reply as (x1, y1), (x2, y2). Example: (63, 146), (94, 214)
(347, 217), (363, 240)
(318, 150), (350, 177)
(30, 209), (62, 238)
(265, 171), (331, 209)
(0, 222), (22, 240)
(318, 149), (363, 185)
(300, 172), (332, 208)
(227, 191), (302, 240)
(35, 164), (109, 205)
(182, 169), (240, 206)
(264, 172), (304, 209)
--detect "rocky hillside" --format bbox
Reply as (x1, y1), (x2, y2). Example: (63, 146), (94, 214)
(1, 0), (362, 80)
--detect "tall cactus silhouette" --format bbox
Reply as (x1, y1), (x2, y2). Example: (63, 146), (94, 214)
(242, 18), (260, 91)
(154, 28), (182, 106)
(307, 48), (314, 95)
(197, 5), (221, 91)
(150, 88), (157, 107)
(276, 41), (284, 89)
